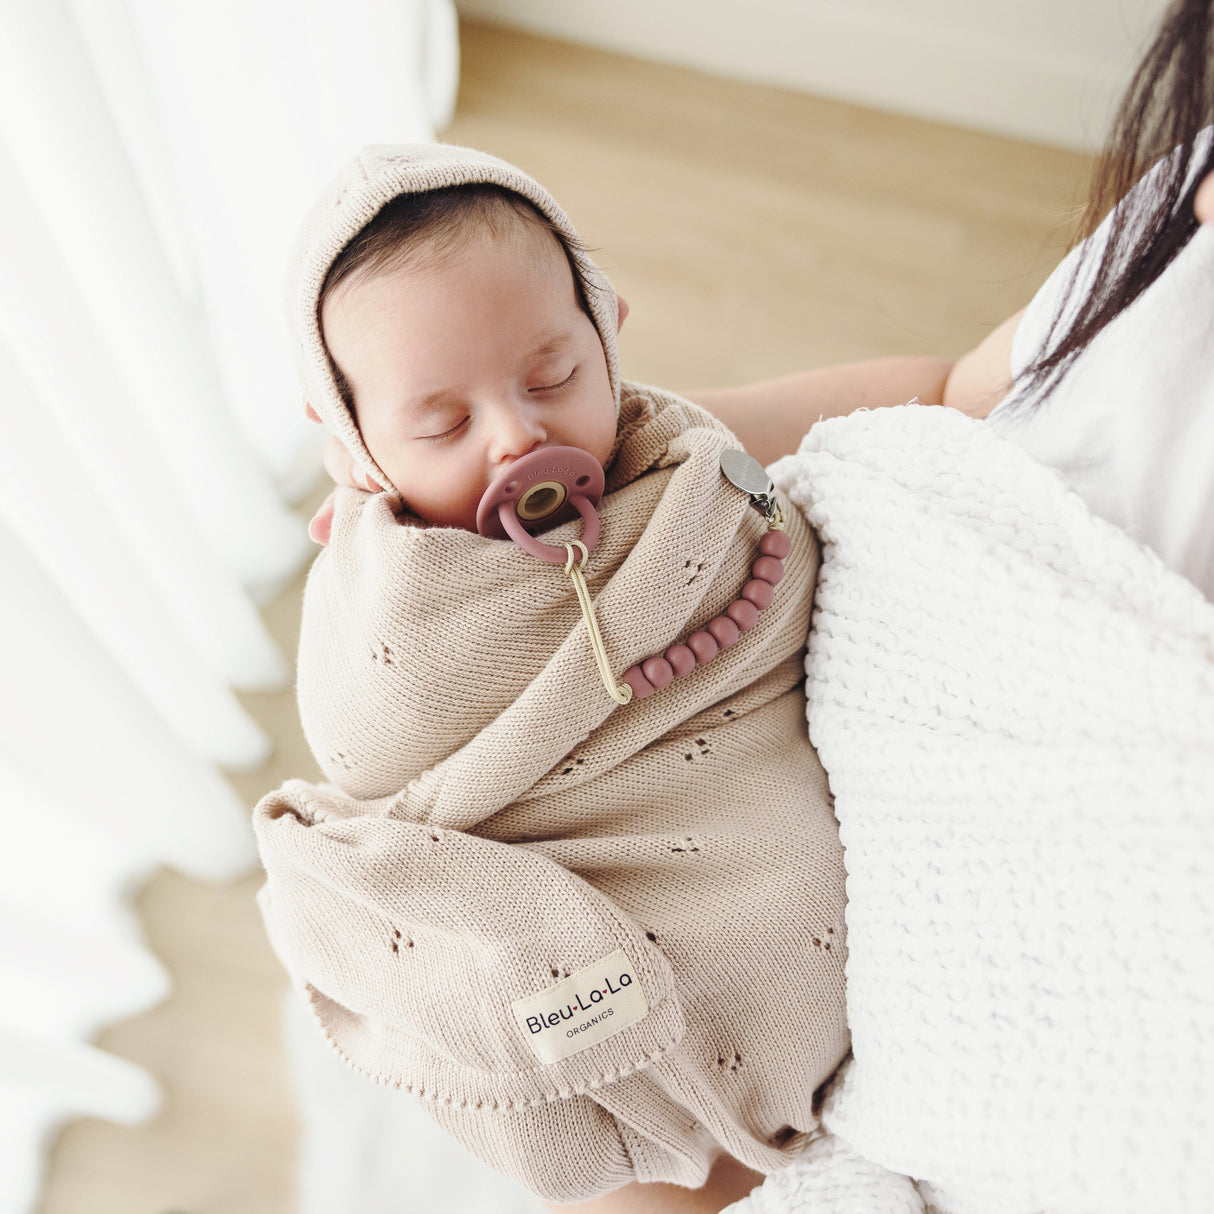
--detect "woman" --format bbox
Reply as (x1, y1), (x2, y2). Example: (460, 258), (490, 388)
(694, 0), (1214, 604)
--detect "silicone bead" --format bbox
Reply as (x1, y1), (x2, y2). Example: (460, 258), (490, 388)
(707, 616), (741, 648)
(726, 599), (760, 631)
(665, 644), (697, 677)
(741, 578), (774, 610)
(622, 666), (655, 698)
(759, 530), (792, 559)
(752, 555), (785, 586)
(619, 526), (788, 701)
(687, 631), (719, 664)
(642, 656), (675, 690)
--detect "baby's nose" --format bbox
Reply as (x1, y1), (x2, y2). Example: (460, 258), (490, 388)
(488, 406), (546, 464)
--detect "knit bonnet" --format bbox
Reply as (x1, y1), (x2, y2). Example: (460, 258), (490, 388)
(286, 143), (622, 503)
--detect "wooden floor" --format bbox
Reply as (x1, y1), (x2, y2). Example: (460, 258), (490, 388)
(37, 20), (1092, 1214)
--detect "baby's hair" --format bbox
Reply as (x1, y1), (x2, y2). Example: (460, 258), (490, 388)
(319, 183), (600, 410)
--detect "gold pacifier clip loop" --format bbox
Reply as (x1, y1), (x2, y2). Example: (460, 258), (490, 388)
(563, 541), (633, 705)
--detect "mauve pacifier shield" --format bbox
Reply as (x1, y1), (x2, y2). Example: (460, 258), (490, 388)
(476, 446), (605, 564)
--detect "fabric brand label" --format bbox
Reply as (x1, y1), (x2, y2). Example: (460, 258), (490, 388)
(512, 948), (648, 1064)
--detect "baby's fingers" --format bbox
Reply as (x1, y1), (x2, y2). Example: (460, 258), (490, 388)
(308, 489), (337, 546)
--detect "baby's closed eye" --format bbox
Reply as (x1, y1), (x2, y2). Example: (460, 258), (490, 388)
(417, 415), (470, 442)
(528, 366), (578, 393)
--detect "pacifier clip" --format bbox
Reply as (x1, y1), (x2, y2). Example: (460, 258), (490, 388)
(476, 446), (787, 704)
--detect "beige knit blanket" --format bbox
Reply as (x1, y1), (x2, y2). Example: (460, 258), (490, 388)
(254, 387), (848, 1202)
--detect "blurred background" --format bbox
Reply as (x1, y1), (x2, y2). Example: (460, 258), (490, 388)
(0, 1), (1168, 1211)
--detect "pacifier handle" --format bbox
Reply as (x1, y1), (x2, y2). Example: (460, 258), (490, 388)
(476, 446), (605, 564)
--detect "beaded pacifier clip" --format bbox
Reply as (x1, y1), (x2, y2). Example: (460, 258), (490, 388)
(476, 446), (787, 704)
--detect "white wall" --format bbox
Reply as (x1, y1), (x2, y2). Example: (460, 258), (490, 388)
(455, 0), (1172, 150)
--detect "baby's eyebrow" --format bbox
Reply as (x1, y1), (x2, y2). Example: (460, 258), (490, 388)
(405, 389), (455, 418)
(526, 333), (574, 362)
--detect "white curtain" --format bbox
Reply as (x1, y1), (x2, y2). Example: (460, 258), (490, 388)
(0, 1), (459, 1210)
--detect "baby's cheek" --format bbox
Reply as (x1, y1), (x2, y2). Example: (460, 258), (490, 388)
(412, 469), (487, 532)
(581, 393), (619, 468)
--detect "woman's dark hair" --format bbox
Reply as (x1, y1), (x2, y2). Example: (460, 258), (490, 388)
(1015, 0), (1214, 405)
(319, 184), (598, 410)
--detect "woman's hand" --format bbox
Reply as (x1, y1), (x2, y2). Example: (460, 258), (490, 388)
(305, 402), (382, 545)
(540, 1153), (762, 1214)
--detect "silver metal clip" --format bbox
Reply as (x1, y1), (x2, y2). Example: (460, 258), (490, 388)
(719, 449), (779, 522)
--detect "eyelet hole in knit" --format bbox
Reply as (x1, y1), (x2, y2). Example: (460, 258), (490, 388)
(683, 558), (706, 586)
(372, 643), (394, 666)
(670, 837), (700, 854)
(716, 1052), (743, 1074)
(682, 737), (711, 762)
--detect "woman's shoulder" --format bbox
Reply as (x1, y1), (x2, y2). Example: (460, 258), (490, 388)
(1003, 126), (1214, 390)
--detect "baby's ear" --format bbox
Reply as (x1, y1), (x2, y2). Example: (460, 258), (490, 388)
(615, 293), (629, 332)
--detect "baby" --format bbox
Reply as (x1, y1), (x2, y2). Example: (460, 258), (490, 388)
(254, 144), (848, 1204)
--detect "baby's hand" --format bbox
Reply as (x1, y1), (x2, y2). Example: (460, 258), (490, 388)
(306, 402), (383, 545)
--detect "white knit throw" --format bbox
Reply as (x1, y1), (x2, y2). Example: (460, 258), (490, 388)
(729, 404), (1214, 1214)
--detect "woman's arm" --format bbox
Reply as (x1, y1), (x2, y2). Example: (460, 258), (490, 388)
(684, 356), (953, 467)
(940, 307), (1023, 420)
(684, 309), (1024, 466)
(540, 1153), (763, 1214)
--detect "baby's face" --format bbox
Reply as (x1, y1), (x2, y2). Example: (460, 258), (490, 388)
(321, 224), (620, 532)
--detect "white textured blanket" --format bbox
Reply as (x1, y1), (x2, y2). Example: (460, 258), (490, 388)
(730, 405), (1214, 1214)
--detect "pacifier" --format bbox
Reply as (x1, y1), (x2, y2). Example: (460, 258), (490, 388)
(476, 446), (605, 562)
(476, 445), (630, 703)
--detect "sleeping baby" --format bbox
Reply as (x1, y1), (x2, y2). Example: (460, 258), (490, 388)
(253, 143), (848, 1204)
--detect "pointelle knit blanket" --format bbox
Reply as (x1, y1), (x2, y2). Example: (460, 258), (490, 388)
(727, 403), (1214, 1214)
(254, 387), (849, 1203)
